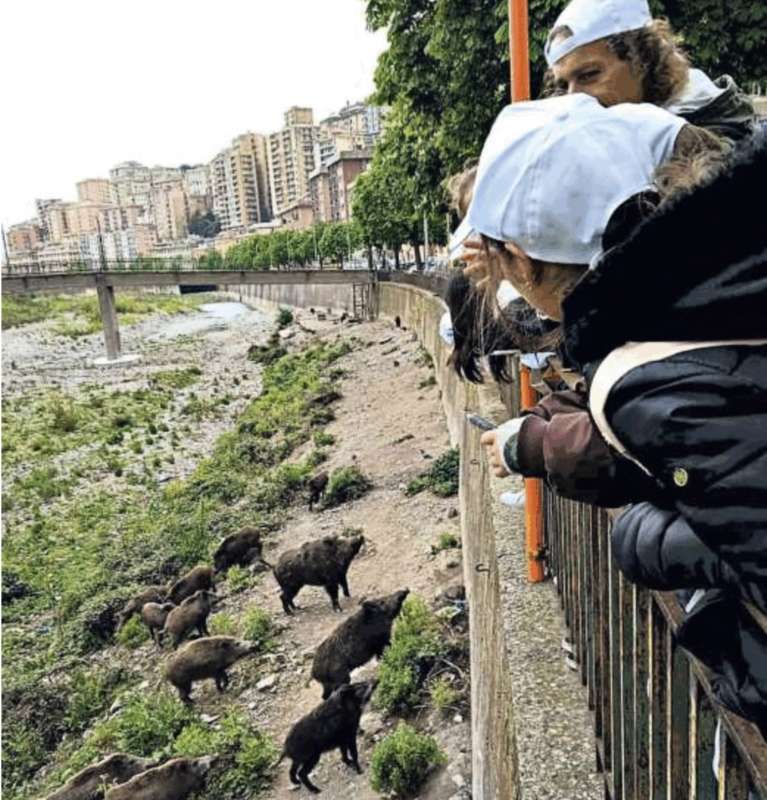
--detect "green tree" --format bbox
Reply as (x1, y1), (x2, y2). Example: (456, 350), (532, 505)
(188, 210), (221, 239)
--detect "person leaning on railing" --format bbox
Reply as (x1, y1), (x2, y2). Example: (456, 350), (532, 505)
(542, 0), (757, 142)
(457, 95), (767, 735)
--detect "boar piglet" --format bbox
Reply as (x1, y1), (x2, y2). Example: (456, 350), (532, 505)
(163, 590), (220, 648)
(312, 589), (409, 698)
(46, 753), (155, 800)
(117, 586), (166, 629)
(281, 681), (376, 794)
(141, 602), (175, 647)
(307, 472), (329, 510)
(274, 535), (364, 615)
(213, 527), (270, 573)
(164, 636), (255, 704)
(167, 565), (214, 606)
(105, 756), (215, 800)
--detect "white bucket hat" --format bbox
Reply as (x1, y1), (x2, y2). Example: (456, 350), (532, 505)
(452, 94), (685, 266)
(545, 0), (652, 66)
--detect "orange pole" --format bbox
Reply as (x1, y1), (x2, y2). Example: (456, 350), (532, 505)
(509, 0), (531, 102)
(520, 365), (545, 582)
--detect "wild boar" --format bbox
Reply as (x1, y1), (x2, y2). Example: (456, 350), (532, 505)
(273, 535), (364, 615)
(141, 602), (175, 647)
(104, 756), (215, 800)
(312, 589), (409, 698)
(281, 681), (376, 794)
(167, 566), (214, 606)
(47, 753), (156, 800)
(117, 586), (166, 628)
(163, 590), (221, 648)
(164, 636), (255, 704)
(307, 472), (329, 510)
(212, 527), (269, 573)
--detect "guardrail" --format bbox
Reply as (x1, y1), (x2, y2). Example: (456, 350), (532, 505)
(523, 363), (767, 800)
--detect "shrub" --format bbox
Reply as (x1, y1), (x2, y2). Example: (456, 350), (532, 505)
(115, 615), (150, 648)
(209, 613), (238, 636)
(374, 596), (444, 715)
(313, 430), (335, 447)
(225, 565), (251, 594)
(247, 333), (287, 366)
(242, 608), (274, 651)
(429, 675), (460, 715)
(433, 532), (460, 553)
(370, 722), (446, 797)
(405, 448), (459, 498)
(174, 710), (277, 797)
(276, 307), (294, 329)
(321, 466), (372, 508)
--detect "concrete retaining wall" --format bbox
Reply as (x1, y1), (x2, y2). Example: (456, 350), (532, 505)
(228, 281), (356, 314)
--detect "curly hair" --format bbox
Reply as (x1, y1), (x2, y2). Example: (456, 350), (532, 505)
(654, 124), (728, 200)
(542, 19), (689, 106)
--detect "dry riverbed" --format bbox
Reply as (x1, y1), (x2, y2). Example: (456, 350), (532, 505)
(2, 293), (472, 800)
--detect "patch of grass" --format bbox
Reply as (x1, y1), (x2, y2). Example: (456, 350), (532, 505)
(225, 565), (251, 594)
(321, 466), (372, 509)
(405, 448), (459, 498)
(313, 430), (335, 447)
(209, 612), (239, 636)
(148, 367), (202, 391)
(370, 722), (447, 798)
(247, 333), (287, 366)
(242, 608), (275, 652)
(115, 615), (150, 649)
(432, 532), (460, 553)
(374, 596), (445, 716)
(429, 675), (460, 715)
(173, 709), (277, 798)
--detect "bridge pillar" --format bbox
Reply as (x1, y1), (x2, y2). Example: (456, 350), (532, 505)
(96, 280), (121, 360)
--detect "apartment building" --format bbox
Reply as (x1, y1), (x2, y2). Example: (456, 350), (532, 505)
(319, 101), (387, 150)
(182, 164), (211, 203)
(7, 221), (43, 257)
(309, 150), (372, 223)
(210, 133), (272, 231)
(109, 161), (152, 210)
(76, 178), (112, 204)
(34, 198), (61, 240)
(268, 107), (318, 217)
(151, 179), (189, 241)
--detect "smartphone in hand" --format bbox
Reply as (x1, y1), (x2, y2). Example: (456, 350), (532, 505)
(465, 413), (496, 432)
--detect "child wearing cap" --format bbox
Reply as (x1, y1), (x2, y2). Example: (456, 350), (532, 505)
(544, 0), (756, 142)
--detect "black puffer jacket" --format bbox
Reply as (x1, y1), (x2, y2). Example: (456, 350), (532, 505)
(563, 132), (767, 732)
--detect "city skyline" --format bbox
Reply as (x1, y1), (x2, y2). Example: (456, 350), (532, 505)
(0, 0), (387, 226)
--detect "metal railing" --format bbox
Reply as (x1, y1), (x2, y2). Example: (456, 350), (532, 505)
(531, 380), (767, 800)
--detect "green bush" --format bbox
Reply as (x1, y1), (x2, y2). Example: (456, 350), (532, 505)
(313, 430), (335, 447)
(429, 675), (460, 715)
(374, 596), (444, 715)
(405, 448), (459, 498)
(433, 532), (460, 553)
(209, 612), (238, 636)
(276, 307), (294, 329)
(225, 565), (251, 594)
(321, 466), (372, 508)
(247, 333), (287, 366)
(370, 723), (447, 798)
(242, 608), (274, 651)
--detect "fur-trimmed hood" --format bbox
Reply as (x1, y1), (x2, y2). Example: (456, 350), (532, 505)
(563, 132), (767, 369)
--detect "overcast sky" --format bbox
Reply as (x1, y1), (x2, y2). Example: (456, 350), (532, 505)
(0, 0), (387, 227)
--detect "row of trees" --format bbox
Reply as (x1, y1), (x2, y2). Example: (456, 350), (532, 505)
(350, 0), (765, 259)
(197, 222), (367, 270)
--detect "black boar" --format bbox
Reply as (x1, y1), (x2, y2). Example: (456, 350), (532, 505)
(273, 535), (364, 615)
(167, 566), (214, 606)
(281, 681), (376, 794)
(47, 753), (155, 800)
(307, 472), (329, 510)
(104, 756), (215, 800)
(117, 586), (166, 628)
(312, 589), (409, 698)
(212, 527), (269, 573)
(164, 636), (255, 704)
(141, 602), (175, 647)
(163, 590), (220, 648)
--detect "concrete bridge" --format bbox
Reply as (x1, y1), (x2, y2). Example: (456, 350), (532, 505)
(1, 267), (376, 360)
